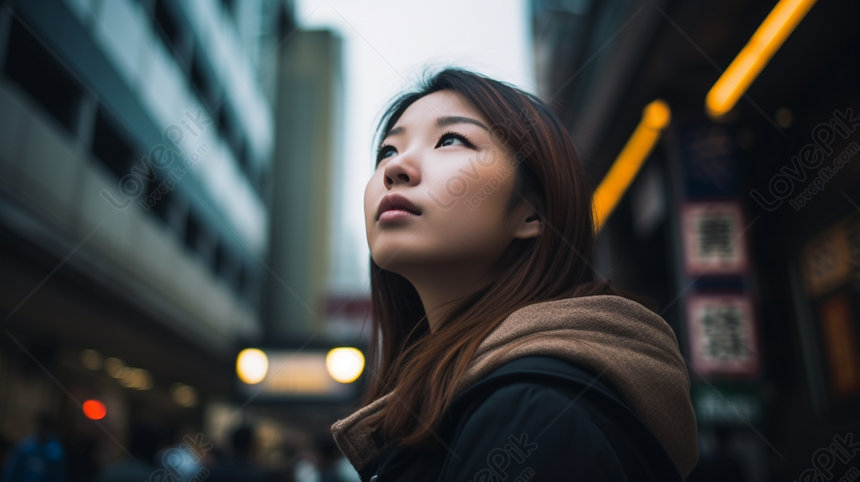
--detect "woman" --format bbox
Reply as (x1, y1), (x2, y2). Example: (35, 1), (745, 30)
(331, 68), (698, 481)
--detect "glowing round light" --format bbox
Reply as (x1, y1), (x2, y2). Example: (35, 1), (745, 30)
(171, 383), (199, 408)
(236, 348), (268, 384)
(118, 368), (153, 390)
(81, 349), (103, 370)
(326, 347), (365, 383)
(82, 400), (106, 420)
(642, 100), (671, 130)
(104, 357), (127, 379)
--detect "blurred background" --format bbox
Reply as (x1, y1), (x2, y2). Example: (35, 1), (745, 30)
(0, 0), (857, 480)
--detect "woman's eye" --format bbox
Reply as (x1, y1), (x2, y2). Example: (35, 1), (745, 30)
(377, 145), (397, 162)
(376, 133), (472, 163)
(438, 132), (470, 148)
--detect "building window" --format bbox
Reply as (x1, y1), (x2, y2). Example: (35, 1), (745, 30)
(2, 15), (83, 136)
(183, 208), (217, 267)
(190, 50), (217, 112)
(214, 240), (242, 291)
(183, 209), (200, 251)
(152, 0), (190, 73)
(216, 108), (245, 170)
(91, 108), (135, 180)
(148, 186), (188, 238)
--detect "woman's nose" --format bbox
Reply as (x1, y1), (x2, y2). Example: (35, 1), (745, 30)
(383, 155), (420, 189)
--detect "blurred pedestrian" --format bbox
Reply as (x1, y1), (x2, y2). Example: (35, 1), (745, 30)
(65, 436), (97, 482)
(1, 413), (65, 482)
(318, 437), (358, 482)
(291, 451), (320, 482)
(97, 423), (160, 482)
(207, 425), (269, 482)
(155, 441), (203, 481)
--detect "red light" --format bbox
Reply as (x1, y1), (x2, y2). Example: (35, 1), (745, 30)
(82, 400), (106, 420)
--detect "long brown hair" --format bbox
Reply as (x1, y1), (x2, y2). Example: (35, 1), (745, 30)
(361, 67), (651, 451)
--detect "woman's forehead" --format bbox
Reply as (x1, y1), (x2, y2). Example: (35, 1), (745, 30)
(394, 90), (486, 129)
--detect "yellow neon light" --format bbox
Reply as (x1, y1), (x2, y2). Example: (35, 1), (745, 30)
(593, 100), (670, 233)
(706, 0), (817, 119)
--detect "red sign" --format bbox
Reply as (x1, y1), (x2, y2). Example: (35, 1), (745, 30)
(687, 293), (760, 377)
(322, 295), (372, 341)
(681, 201), (749, 277)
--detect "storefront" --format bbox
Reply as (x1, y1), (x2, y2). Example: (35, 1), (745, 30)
(0, 234), (230, 476)
(531, 0), (860, 479)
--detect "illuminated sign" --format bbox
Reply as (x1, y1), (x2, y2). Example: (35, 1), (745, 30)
(236, 348), (365, 400)
(692, 383), (760, 425)
(593, 100), (671, 232)
(800, 219), (854, 299)
(818, 293), (860, 401)
(681, 201), (749, 277)
(687, 293), (760, 377)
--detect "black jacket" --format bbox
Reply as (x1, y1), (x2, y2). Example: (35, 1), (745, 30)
(358, 356), (685, 482)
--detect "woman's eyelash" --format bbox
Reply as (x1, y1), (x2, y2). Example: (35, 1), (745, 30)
(438, 131), (474, 148)
(376, 143), (394, 161)
(376, 131), (474, 163)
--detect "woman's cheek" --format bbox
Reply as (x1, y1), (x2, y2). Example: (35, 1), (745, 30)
(364, 172), (383, 214)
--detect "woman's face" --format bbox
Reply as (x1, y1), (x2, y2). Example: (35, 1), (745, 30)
(364, 90), (538, 279)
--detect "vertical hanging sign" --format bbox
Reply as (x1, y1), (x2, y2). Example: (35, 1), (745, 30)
(687, 293), (760, 376)
(675, 123), (761, 383)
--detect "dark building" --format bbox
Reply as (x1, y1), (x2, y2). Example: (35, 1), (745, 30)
(532, 0), (860, 480)
(0, 0), (293, 469)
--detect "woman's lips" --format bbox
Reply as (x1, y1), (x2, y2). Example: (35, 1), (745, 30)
(378, 209), (421, 223)
(376, 192), (421, 219)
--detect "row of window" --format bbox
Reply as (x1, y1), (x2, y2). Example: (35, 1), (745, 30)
(150, 184), (262, 308)
(1, 11), (263, 308)
(134, 0), (267, 195)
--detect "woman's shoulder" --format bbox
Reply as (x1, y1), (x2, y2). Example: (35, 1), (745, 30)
(440, 355), (683, 481)
(450, 355), (623, 412)
(447, 355), (625, 443)
(439, 363), (633, 481)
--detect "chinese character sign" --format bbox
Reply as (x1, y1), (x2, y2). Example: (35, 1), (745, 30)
(681, 201), (749, 276)
(687, 294), (760, 377)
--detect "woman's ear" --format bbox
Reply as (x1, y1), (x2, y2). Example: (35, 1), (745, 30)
(512, 209), (541, 239)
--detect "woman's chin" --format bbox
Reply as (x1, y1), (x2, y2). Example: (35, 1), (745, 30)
(371, 248), (439, 279)
(371, 252), (412, 272)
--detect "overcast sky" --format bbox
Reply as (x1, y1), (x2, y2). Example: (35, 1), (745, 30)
(292, 0), (536, 293)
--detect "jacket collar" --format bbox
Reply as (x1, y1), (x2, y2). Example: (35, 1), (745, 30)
(331, 295), (699, 478)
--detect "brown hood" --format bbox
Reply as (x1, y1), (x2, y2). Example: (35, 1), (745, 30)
(331, 294), (699, 477)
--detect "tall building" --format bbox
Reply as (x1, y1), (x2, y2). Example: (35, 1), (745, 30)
(267, 29), (343, 342)
(265, 26), (370, 350)
(0, 0), (292, 468)
(532, 0), (860, 480)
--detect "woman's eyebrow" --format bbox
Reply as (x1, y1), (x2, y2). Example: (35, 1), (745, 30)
(383, 115), (489, 140)
(437, 115), (489, 131)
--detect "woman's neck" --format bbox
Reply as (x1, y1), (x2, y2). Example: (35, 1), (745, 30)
(403, 265), (497, 333)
